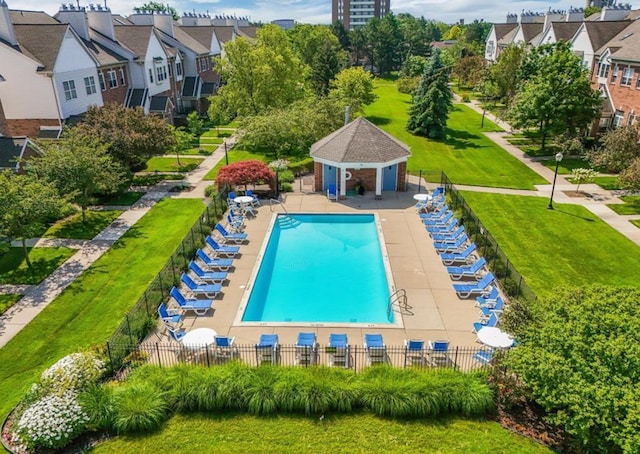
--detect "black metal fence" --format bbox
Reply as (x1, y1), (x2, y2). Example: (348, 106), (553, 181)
(105, 195), (228, 372)
(107, 342), (491, 375)
(440, 172), (538, 303)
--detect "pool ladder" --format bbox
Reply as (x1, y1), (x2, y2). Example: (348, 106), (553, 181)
(269, 198), (289, 214)
(387, 289), (411, 318)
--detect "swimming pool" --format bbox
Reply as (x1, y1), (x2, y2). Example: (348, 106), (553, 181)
(238, 213), (397, 326)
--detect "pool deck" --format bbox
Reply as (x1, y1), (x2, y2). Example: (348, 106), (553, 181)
(176, 189), (482, 348)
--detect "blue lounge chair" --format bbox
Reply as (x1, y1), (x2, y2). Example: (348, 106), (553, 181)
(426, 217), (458, 234)
(255, 334), (279, 365)
(404, 339), (426, 367)
(446, 257), (487, 281)
(474, 287), (500, 307)
(213, 335), (237, 362)
(296, 332), (318, 365)
(168, 326), (186, 342)
(433, 233), (469, 252)
(188, 261), (227, 284)
(246, 189), (261, 206)
(432, 187), (444, 197)
(205, 235), (240, 258)
(364, 334), (387, 365)
(227, 191), (239, 209)
(453, 272), (495, 298)
(328, 334), (350, 368)
(226, 213), (245, 232)
(428, 340), (450, 364)
(473, 349), (494, 365)
(419, 205), (449, 219)
(479, 297), (505, 319)
(431, 225), (465, 242)
(181, 272), (222, 299)
(473, 311), (500, 333)
(423, 211), (454, 226)
(214, 223), (248, 244)
(158, 302), (182, 330)
(170, 286), (213, 315)
(195, 249), (233, 271)
(440, 243), (478, 265)
(327, 183), (338, 201)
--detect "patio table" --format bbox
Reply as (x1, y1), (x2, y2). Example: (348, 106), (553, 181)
(413, 193), (432, 202)
(181, 328), (218, 349)
(477, 327), (514, 349)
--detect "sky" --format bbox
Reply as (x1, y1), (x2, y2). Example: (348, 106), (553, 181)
(7, 0), (638, 25)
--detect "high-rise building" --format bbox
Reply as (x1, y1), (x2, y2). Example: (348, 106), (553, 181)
(332, 0), (390, 30)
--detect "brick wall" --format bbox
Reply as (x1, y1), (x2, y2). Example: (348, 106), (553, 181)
(397, 161), (407, 192)
(6, 119), (60, 138)
(345, 168), (376, 191)
(592, 61), (640, 128)
(99, 66), (129, 106)
(314, 162), (323, 191)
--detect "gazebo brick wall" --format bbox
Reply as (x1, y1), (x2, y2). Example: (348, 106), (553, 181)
(314, 162), (323, 191)
(313, 162), (408, 192)
(397, 161), (407, 192)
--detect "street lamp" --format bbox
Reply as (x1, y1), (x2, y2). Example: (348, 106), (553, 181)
(223, 140), (229, 165)
(547, 152), (563, 210)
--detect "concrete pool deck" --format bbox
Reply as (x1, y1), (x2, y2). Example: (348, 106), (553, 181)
(178, 189), (482, 348)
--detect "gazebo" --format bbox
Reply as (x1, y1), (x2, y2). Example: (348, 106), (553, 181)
(310, 117), (411, 199)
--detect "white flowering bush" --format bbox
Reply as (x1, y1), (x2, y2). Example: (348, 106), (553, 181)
(39, 352), (105, 395)
(16, 391), (89, 449)
(268, 159), (290, 171)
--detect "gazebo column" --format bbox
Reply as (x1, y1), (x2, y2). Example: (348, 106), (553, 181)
(340, 166), (347, 197)
(375, 166), (383, 198)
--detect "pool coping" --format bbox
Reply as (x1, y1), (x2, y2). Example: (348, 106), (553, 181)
(233, 212), (404, 329)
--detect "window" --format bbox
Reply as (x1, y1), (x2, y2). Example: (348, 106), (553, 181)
(156, 65), (165, 82)
(63, 80), (77, 100)
(168, 62), (173, 78)
(176, 61), (182, 76)
(597, 61), (610, 78)
(628, 113), (637, 125)
(611, 65), (619, 83)
(162, 66), (167, 80)
(148, 68), (154, 83)
(613, 110), (625, 127)
(84, 76), (96, 95)
(98, 72), (106, 91)
(196, 58), (201, 73)
(636, 74), (640, 89)
(107, 70), (117, 88)
(621, 67), (634, 86)
(119, 68), (126, 86)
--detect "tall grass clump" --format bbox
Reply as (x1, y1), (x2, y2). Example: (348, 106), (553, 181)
(112, 383), (168, 433)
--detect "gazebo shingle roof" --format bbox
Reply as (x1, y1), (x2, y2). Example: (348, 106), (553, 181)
(310, 117), (410, 164)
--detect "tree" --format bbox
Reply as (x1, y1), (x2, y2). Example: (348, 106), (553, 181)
(73, 103), (176, 171)
(329, 67), (376, 113)
(397, 14), (432, 61)
(133, 2), (178, 20)
(464, 20), (492, 45)
(508, 42), (601, 151)
(508, 286), (640, 453)
(584, 5), (601, 17)
(30, 130), (128, 222)
(570, 168), (597, 193)
(330, 20), (350, 50)
(288, 25), (347, 95)
(619, 157), (640, 190)
(172, 127), (195, 167)
(207, 95), (234, 133)
(485, 43), (525, 104)
(215, 25), (308, 117)
(216, 160), (275, 193)
(407, 50), (453, 140)
(186, 111), (203, 137)
(363, 14), (402, 75)
(453, 55), (485, 88)
(348, 27), (367, 66)
(587, 123), (640, 173)
(0, 171), (63, 267)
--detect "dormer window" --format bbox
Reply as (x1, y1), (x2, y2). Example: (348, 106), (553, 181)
(597, 61), (610, 78)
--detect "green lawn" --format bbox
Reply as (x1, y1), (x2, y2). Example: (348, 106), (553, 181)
(97, 191), (145, 206)
(43, 210), (123, 240)
(593, 176), (620, 190)
(201, 129), (233, 138)
(540, 157), (592, 175)
(203, 149), (269, 181)
(364, 80), (546, 189)
(132, 174), (184, 186)
(143, 157), (204, 173)
(91, 413), (551, 454)
(607, 196), (640, 215)
(0, 294), (22, 315)
(0, 247), (75, 285)
(461, 192), (640, 296)
(181, 147), (213, 156)
(0, 199), (205, 420)
(632, 220), (640, 229)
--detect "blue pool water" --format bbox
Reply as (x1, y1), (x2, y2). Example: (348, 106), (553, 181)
(242, 214), (393, 324)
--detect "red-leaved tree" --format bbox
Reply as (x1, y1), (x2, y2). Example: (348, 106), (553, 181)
(216, 160), (275, 192)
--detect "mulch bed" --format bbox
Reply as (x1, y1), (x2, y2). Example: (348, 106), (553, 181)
(496, 401), (570, 452)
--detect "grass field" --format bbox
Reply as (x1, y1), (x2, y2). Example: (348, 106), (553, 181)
(143, 157), (204, 173)
(203, 149), (269, 181)
(43, 210), (123, 240)
(364, 79), (546, 189)
(632, 220), (640, 229)
(593, 176), (620, 190)
(607, 196), (640, 215)
(181, 147), (213, 156)
(460, 192), (640, 296)
(97, 191), (145, 206)
(0, 199), (205, 420)
(540, 157), (592, 175)
(0, 247), (75, 285)
(91, 413), (551, 454)
(0, 294), (21, 316)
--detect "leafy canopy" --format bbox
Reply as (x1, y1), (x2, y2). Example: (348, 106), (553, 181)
(216, 160), (275, 190)
(329, 67), (376, 113)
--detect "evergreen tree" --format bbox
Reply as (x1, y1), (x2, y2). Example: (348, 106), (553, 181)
(407, 50), (452, 140)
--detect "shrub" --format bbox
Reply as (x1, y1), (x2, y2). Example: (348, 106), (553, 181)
(397, 76), (420, 94)
(216, 160), (275, 191)
(79, 385), (115, 431)
(288, 157), (314, 174)
(112, 383), (168, 433)
(461, 95), (471, 103)
(278, 170), (295, 184)
(38, 352), (105, 395)
(281, 183), (293, 192)
(16, 391), (89, 450)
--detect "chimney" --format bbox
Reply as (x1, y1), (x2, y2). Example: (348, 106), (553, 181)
(600, 4), (631, 21)
(196, 13), (210, 26)
(128, 10), (154, 25)
(506, 13), (517, 24)
(543, 9), (565, 30)
(212, 15), (226, 26)
(180, 12), (197, 26)
(565, 6), (584, 22)
(0, 0), (17, 45)
(152, 10), (173, 36)
(519, 11), (539, 24)
(87, 4), (115, 40)
(56, 4), (90, 41)
(238, 16), (249, 27)
(345, 106), (350, 125)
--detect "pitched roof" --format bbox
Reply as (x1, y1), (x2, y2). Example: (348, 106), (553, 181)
(9, 9), (58, 24)
(498, 26), (518, 46)
(237, 26), (258, 39)
(213, 26), (234, 44)
(157, 27), (210, 55)
(81, 37), (127, 65)
(596, 20), (640, 62)
(550, 21), (582, 42)
(179, 26), (217, 51)
(112, 14), (133, 26)
(492, 23), (518, 41)
(520, 23), (544, 43)
(114, 25), (155, 58)
(584, 21), (632, 51)
(0, 136), (41, 170)
(13, 24), (68, 71)
(149, 95), (170, 112)
(310, 117), (410, 164)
